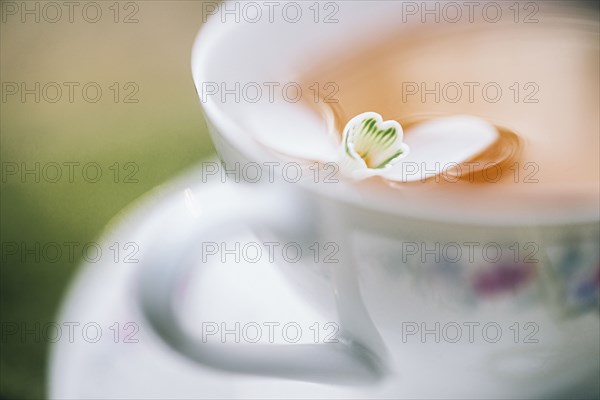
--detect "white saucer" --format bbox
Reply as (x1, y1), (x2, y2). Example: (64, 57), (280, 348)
(49, 162), (600, 399)
(48, 162), (379, 399)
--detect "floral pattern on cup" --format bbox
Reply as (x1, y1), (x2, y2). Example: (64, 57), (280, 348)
(546, 240), (600, 313)
(563, 258), (599, 312)
(471, 263), (536, 298)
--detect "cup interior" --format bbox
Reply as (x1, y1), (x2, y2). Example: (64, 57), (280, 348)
(191, 1), (600, 228)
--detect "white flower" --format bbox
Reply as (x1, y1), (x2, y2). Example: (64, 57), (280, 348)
(245, 105), (500, 183)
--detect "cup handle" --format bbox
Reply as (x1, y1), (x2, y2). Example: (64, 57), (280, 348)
(136, 183), (385, 384)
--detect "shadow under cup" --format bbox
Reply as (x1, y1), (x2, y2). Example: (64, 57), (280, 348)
(190, 1), (600, 395)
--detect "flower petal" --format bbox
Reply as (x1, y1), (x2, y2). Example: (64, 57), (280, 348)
(244, 101), (339, 162)
(382, 115), (499, 182)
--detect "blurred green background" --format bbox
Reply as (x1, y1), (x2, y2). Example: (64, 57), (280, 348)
(1, 2), (215, 398)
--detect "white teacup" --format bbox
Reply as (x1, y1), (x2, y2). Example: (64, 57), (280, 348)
(138, 2), (600, 398)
